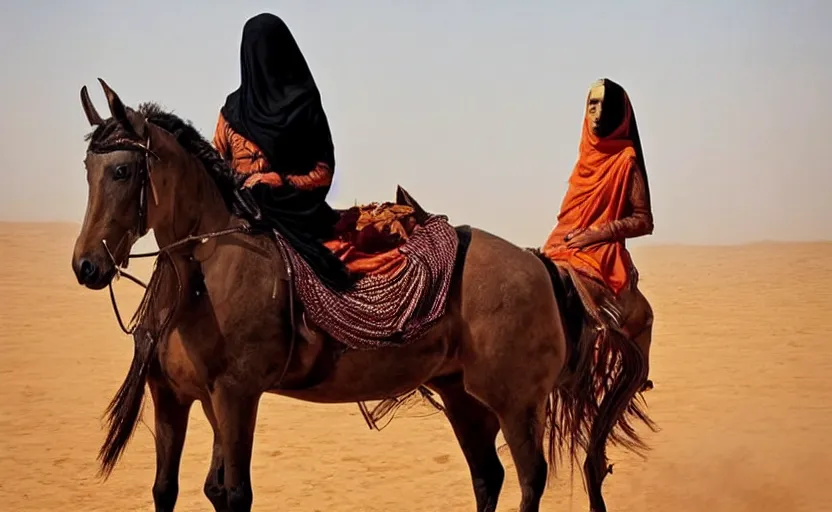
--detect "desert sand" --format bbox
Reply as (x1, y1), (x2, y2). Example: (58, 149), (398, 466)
(1, 222), (830, 511)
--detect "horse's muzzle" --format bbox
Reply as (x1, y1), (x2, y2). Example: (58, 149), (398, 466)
(72, 254), (115, 290)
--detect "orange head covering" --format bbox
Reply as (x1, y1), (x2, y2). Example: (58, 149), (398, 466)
(543, 78), (649, 294)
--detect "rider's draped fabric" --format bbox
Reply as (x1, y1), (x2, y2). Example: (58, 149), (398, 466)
(213, 12), (352, 290)
(324, 203), (417, 277)
(542, 79), (653, 295)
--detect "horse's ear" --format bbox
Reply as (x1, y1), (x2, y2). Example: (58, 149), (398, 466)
(80, 85), (104, 126)
(97, 78), (135, 134)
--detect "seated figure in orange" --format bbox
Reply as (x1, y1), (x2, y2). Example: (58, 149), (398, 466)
(213, 13), (352, 290)
(542, 78), (655, 390)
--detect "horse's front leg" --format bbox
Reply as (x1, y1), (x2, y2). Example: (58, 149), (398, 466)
(212, 386), (261, 512)
(201, 401), (229, 511)
(149, 379), (192, 512)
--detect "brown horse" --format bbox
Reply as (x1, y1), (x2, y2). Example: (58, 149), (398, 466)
(71, 80), (651, 512)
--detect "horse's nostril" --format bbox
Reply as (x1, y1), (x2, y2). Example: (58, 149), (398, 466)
(79, 258), (99, 283)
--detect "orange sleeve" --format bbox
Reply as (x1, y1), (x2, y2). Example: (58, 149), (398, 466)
(212, 111), (230, 160)
(602, 164), (654, 241)
(285, 163), (333, 191)
(627, 167), (654, 235)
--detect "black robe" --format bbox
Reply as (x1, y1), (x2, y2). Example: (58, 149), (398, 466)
(223, 13), (352, 290)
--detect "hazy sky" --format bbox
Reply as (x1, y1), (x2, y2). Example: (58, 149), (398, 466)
(0, 0), (829, 247)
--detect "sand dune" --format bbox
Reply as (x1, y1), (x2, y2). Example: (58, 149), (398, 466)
(1, 223), (830, 511)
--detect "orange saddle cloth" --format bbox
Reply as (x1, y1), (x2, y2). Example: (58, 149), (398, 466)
(324, 203), (418, 278)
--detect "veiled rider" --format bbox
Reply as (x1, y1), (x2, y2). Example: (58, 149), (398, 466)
(542, 78), (655, 390)
(213, 12), (353, 290)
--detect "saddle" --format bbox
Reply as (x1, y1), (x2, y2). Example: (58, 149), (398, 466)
(274, 186), (460, 350)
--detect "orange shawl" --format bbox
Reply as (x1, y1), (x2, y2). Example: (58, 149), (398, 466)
(543, 88), (638, 295)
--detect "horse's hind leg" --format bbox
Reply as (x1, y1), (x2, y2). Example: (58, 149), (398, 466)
(583, 397), (620, 512)
(201, 401), (229, 511)
(149, 379), (192, 512)
(429, 375), (504, 512)
(583, 353), (649, 512)
(498, 401), (548, 512)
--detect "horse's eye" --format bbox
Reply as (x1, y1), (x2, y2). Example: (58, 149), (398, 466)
(113, 165), (130, 181)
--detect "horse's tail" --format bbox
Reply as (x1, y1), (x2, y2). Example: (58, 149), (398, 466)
(98, 257), (175, 478)
(529, 249), (656, 481)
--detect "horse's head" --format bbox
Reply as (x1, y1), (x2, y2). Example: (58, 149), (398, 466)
(71, 79), (185, 290)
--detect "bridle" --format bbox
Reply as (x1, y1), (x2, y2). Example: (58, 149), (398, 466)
(88, 125), (245, 334)
(86, 118), (302, 391)
(89, 128), (159, 245)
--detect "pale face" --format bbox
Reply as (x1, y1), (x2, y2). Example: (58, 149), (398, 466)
(586, 82), (605, 136)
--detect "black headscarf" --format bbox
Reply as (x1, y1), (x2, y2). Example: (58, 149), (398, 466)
(597, 78), (652, 204)
(222, 13), (334, 173)
(223, 13), (353, 290)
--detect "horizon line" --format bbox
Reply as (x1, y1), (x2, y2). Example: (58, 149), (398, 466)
(2, 220), (830, 249)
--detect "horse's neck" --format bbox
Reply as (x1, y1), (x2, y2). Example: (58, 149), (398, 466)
(152, 158), (231, 249)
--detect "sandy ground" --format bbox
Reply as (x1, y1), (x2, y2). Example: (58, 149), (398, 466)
(1, 222), (831, 511)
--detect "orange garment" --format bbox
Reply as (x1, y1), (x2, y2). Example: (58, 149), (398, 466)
(543, 90), (641, 295)
(322, 203), (419, 278)
(324, 240), (407, 278)
(212, 111), (333, 190)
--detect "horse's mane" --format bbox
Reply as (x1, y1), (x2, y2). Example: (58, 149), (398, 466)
(85, 102), (239, 209)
